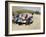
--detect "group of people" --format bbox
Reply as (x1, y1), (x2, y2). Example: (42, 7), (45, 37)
(12, 13), (33, 25)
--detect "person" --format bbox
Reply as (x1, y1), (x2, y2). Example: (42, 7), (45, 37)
(21, 14), (25, 20)
(15, 14), (19, 23)
(25, 14), (28, 20)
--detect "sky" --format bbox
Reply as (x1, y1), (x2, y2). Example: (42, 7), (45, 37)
(12, 6), (41, 12)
